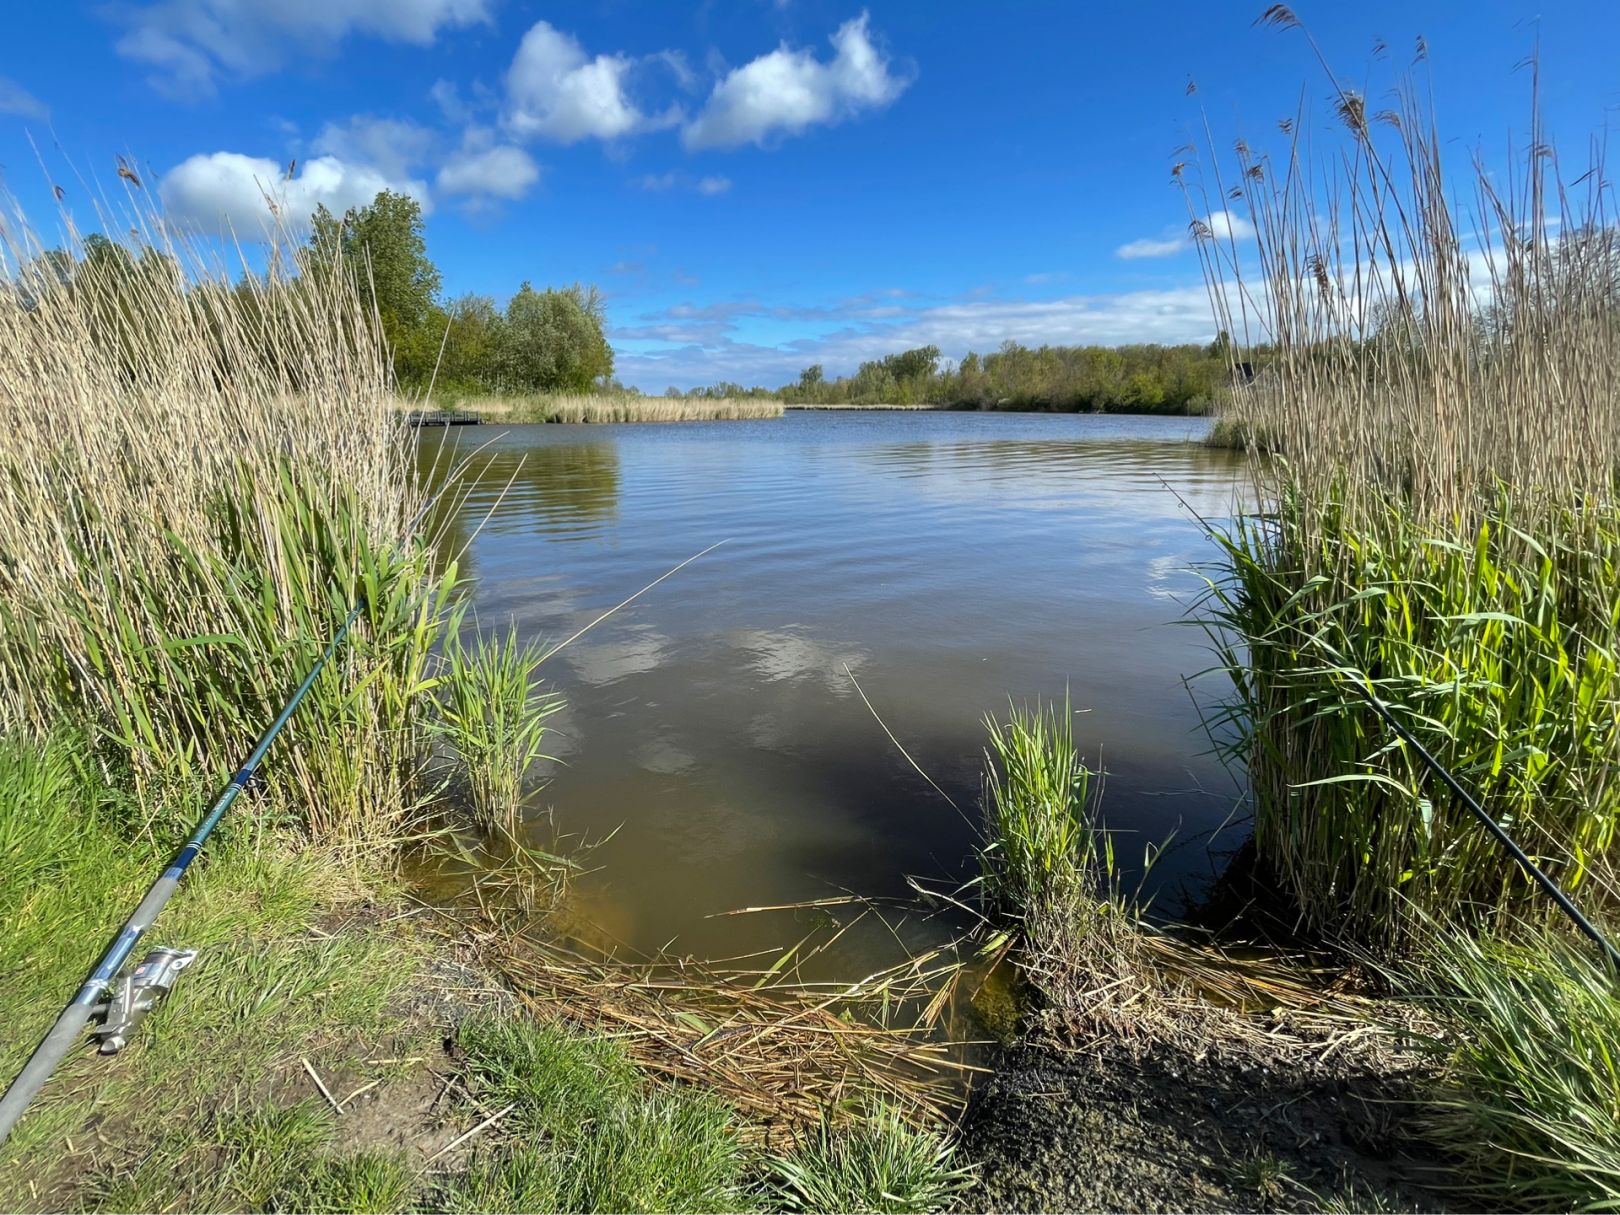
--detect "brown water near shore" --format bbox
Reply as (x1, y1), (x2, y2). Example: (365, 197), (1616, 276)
(416, 411), (1247, 976)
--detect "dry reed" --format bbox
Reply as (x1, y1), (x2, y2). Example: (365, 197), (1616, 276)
(458, 394), (784, 423)
(0, 197), (452, 846)
(489, 923), (980, 1141)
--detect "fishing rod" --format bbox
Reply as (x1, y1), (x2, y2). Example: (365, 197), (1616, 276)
(0, 598), (368, 1146)
(1317, 642), (1620, 972)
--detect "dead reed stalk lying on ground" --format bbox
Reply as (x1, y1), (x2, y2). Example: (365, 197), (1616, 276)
(489, 927), (980, 1142)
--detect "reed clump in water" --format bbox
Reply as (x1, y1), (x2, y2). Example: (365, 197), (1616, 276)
(1187, 19), (1620, 950)
(980, 703), (1149, 1025)
(431, 614), (563, 837)
(0, 201), (457, 849)
(458, 393), (784, 423)
(977, 704), (1379, 1046)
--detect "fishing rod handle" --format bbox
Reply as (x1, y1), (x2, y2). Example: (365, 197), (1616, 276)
(0, 1002), (98, 1145)
(0, 864), (186, 1146)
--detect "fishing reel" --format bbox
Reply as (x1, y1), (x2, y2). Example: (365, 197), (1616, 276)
(91, 947), (197, 1055)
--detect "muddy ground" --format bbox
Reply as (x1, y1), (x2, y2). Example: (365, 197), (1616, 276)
(960, 1021), (1449, 1213)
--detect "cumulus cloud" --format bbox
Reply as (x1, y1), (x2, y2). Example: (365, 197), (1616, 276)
(1115, 234), (1188, 260)
(159, 151), (430, 236)
(697, 175), (732, 195)
(436, 143), (540, 200)
(0, 77), (48, 120)
(1116, 210), (1255, 260)
(681, 13), (910, 151)
(504, 21), (677, 143)
(114, 0), (492, 97)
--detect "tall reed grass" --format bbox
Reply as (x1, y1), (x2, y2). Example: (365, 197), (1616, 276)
(458, 394), (784, 423)
(1187, 15), (1620, 946)
(1410, 921), (1620, 1211)
(0, 200), (454, 847)
(981, 701), (1112, 926)
(979, 703), (1153, 1024)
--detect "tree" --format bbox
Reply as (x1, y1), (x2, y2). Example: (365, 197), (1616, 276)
(438, 294), (502, 391)
(303, 191), (441, 383)
(498, 282), (613, 392)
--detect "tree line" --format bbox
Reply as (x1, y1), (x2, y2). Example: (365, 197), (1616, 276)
(304, 191), (613, 394)
(777, 340), (1228, 412)
(11, 190), (613, 398)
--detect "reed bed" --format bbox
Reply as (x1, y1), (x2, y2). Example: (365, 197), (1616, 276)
(1406, 920), (1620, 1211)
(457, 394), (784, 423)
(0, 200), (457, 847)
(977, 704), (1381, 1052)
(1186, 13), (1620, 948)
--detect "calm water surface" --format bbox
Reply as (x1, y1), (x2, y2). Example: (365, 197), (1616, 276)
(420, 411), (1247, 969)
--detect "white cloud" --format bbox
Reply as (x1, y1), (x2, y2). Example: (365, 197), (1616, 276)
(0, 78), (48, 120)
(633, 171), (731, 196)
(504, 21), (677, 143)
(1205, 209), (1254, 241)
(115, 0), (492, 97)
(312, 115), (439, 181)
(1115, 235), (1187, 260)
(437, 144), (540, 200)
(159, 151), (431, 236)
(1115, 210), (1255, 260)
(681, 13), (911, 151)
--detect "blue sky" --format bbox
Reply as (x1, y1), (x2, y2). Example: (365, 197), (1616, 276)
(2, 1), (1618, 389)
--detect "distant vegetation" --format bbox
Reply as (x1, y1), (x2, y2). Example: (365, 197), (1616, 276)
(778, 340), (1228, 413)
(462, 394), (783, 423)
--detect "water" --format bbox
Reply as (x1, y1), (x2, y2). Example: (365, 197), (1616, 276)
(419, 411), (1248, 971)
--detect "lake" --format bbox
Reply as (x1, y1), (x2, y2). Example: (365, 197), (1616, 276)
(419, 410), (1248, 971)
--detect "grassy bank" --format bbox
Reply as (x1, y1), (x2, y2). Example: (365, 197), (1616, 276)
(0, 735), (973, 1213)
(455, 394), (784, 423)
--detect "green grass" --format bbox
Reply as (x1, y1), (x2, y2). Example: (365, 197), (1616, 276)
(448, 1015), (750, 1213)
(451, 1015), (973, 1214)
(85, 1099), (420, 1214)
(1409, 924), (1620, 1212)
(0, 734), (426, 1211)
(768, 1105), (975, 1214)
